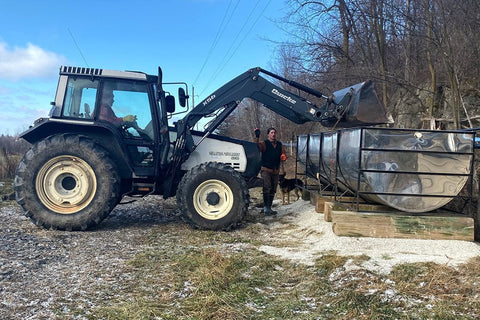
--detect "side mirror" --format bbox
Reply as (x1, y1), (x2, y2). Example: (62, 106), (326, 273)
(165, 95), (175, 113)
(178, 88), (187, 107)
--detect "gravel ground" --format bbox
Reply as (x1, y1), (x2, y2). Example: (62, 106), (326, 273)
(1, 195), (480, 319)
(0, 196), (180, 319)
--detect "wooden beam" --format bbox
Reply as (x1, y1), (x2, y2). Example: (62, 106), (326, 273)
(331, 210), (474, 241)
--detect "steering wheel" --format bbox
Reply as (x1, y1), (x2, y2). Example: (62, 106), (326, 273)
(122, 120), (152, 141)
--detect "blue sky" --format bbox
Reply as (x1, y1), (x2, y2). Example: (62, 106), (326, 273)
(0, 0), (288, 135)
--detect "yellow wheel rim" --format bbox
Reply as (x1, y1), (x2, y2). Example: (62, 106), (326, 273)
(36, 156), (97, 214)
(193, 179), (233, 220)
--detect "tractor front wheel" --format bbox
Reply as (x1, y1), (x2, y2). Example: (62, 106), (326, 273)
(176, 162), (249, 230)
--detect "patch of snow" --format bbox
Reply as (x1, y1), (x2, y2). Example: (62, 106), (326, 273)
(258, 200), (480, 274)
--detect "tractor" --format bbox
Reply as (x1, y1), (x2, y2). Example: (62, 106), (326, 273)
(14, 66), (388, 230)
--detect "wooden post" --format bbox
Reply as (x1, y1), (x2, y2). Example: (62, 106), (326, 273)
(324, 202), (334, 222)
(316, 197), (326, 213)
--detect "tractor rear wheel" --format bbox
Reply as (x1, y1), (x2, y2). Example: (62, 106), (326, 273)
(176, 162), (249, 230)
(14, 134), (120, 230)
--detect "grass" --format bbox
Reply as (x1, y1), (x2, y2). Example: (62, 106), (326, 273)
(66, 223), (480, 320)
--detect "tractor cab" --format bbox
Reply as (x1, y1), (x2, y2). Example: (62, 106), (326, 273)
(22, 66), (189, 193)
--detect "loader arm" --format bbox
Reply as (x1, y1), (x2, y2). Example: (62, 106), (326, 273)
(174, 67), (322, 157)
(182, 67), (324, 132)
(176, 67), (388, 149)
(164, 67), (388, 197)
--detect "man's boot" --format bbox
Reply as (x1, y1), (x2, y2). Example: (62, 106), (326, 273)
(263, 195), (277, 215)
(263, 194), (270, 214)
(268, 195), (278, 215)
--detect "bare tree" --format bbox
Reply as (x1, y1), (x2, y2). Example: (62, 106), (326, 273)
(276, 0), (480, 129)
(217, 0), (480, 136)
(425, 0), (436, 118)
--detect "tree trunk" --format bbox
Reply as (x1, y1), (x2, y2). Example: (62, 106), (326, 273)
(371, 0), (388, 107)
(425, 0), (436, 118)
(338, 0), (350, 76)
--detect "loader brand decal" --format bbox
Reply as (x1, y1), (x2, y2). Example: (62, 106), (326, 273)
(209, 151), (240, 160)
(272, 89), (297, 104)
(202, 94), (216, 106)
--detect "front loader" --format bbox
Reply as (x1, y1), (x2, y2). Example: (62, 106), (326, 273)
(14, 66), (389, 231)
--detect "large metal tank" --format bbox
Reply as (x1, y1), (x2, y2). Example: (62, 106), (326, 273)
(320, 131), (338, 184)
(296, 134), (311, 178)
(298, 128), (475, 213)
(297, 133), (335, 186)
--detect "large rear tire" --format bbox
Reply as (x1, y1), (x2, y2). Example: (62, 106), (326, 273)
(14, 134), (121, 230)
(176, 162), (249, 230)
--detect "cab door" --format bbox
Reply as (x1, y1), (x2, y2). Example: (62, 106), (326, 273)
(97, 80), (157, 177)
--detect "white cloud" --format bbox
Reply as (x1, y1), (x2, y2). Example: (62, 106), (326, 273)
(0, 42), (66, 80)
(0, 81), (55, 135)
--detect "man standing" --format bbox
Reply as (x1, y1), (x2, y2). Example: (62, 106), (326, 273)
(254, 127), (287, 215)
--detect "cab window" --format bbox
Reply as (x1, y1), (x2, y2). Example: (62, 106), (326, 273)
(63, 78), (98, 119)
(97, 80), (154, 140)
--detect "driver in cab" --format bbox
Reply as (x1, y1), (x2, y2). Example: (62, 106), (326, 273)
(98, 87), (136, 125)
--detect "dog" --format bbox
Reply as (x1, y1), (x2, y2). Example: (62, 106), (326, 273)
(278, 173), (304, 205)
